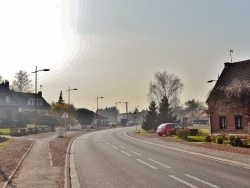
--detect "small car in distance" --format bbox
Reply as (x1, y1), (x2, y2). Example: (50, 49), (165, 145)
(156, 123), (182, 136)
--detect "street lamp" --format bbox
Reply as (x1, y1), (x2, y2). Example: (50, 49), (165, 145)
(207, 80), (218, 83)
(66, 87), (78, 105)
(65, 87), (78, 136)
(96, 96), (104, 121)
(32, 66), (50, 131)
(115, 102), (121, 125)
(134, 106), (139, 131)
(124, 102), (129, 120)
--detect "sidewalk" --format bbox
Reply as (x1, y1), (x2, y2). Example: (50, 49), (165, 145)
(9, 133), (61, 188)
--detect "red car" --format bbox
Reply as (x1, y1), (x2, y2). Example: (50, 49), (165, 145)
(156, 123), (182, 136)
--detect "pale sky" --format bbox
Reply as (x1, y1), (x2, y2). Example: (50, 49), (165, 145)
(1, 0), (250, 113)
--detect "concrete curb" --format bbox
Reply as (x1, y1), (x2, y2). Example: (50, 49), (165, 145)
(3, 140), (35, 188)
(64, 134), (84, 188)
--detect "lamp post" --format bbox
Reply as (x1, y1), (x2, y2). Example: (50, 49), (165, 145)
(207, 80), (218, 83)
(134, 106), (139, 131)
(65, 87), (78, 136)
(96, 96), (104, 127)
(124, 102), (129, 120)
(66, 87), (78, 105)
(32, 66), (50, 131)
(115, 101), (121, 126)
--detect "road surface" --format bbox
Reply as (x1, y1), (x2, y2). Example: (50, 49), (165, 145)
(72, 127), (250, 188)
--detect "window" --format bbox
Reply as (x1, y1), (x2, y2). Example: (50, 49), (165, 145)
(235, 115), (243, 129)
(219, 116), (226, 129)
(6, 96), (10, 103)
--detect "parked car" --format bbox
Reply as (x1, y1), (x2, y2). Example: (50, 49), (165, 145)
(126, 121), (135, 126)
(156, 123), (182, 136)
(109, 122), (116, 127)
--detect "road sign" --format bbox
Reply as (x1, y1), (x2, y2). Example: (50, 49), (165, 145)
(61, 112), (69, 119)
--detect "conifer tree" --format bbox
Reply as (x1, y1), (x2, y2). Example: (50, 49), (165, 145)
(142, 101), (157, 131)
(58, 91), (64, 104)
(157, 96), (177, 126)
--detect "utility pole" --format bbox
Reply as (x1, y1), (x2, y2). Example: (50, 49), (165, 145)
(124, 102), (128, 120)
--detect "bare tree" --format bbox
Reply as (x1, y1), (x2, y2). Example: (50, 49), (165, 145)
(148, 71), (184, 109)
(12, 70), (33, 92)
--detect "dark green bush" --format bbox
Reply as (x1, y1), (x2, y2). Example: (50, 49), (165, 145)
(205, 136), (211, 142)
(189, 129), (198, 136)
(216, 136), (224, 144)
(176, 128), (190, 139)
(228, 135), (235, 145)
(167, 129), (175, 136)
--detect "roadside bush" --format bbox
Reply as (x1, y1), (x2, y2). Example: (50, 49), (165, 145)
(205, 136), (211, 143)
(211, 136), (216, 143)
(216, 136), (224, 144)
(189, 129), (198, 136)
(167, 129), (175, 136)
(232, 137), (244, 147)
(176, 128), (190, 140)
(228, 135), (235, 145)
(0, 136), (8, 143)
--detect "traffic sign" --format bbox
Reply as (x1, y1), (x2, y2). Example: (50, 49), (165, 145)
(61, 112), (69, 119)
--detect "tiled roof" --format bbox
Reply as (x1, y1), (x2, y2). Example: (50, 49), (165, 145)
(215, 60), (250, 87)
(11, 91), (50, 110)
(207, 59), (250, 102)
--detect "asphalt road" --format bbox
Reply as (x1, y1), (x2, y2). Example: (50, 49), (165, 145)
(73, 127), (250, 188)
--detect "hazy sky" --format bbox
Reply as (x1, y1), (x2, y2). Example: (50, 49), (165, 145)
(1, 0), (250, 113)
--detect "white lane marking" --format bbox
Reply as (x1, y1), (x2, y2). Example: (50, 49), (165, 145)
(136, 159), (158, 169)
(148, 158), (171, 168)
(130, 150), (142, 156)
(112, 145), (118, 149)
(125, 132), (250, 170)
(185, 174), (221, 188)
(106, 142), (110, 145)
(119, 145), (126, 149)
(169, 175), (199, 188)
(121, 151), (132, 157)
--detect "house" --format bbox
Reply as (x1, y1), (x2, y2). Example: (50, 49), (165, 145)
(0, 81), (20, 122)
(177, 109), (209, 126)
(206, 60), (250, 136)
(0, 81), (50, 125)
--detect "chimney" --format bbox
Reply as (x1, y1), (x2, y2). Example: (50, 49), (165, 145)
(224, 62), (234, 68)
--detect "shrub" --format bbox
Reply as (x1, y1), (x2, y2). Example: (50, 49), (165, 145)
(189, 129), (198, 136)
(167, 129), (175, 136)
(216, 136), (224, 144)
(205, 136), (211, 142)
(228, 135), (235, 145)
(232, 137), (244, 147)
(176, 128), (190, 140)
(211, 136), (216, 143)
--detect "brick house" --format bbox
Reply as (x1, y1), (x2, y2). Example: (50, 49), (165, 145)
(206, 60), (250, 136)
(0, 81), (50, 124)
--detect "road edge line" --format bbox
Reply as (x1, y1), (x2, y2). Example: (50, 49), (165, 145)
(125, 132), (250, 170)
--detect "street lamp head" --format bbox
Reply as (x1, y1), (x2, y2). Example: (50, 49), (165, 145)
(73, 88), (78, 90)
(207, 80), (217, 83)
(42, 69), (50, 71)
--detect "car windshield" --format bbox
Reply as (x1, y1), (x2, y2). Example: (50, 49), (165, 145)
(168, 124), (178, 128)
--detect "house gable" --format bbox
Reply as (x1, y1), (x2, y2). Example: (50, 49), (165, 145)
(207, 60), (250, 135)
